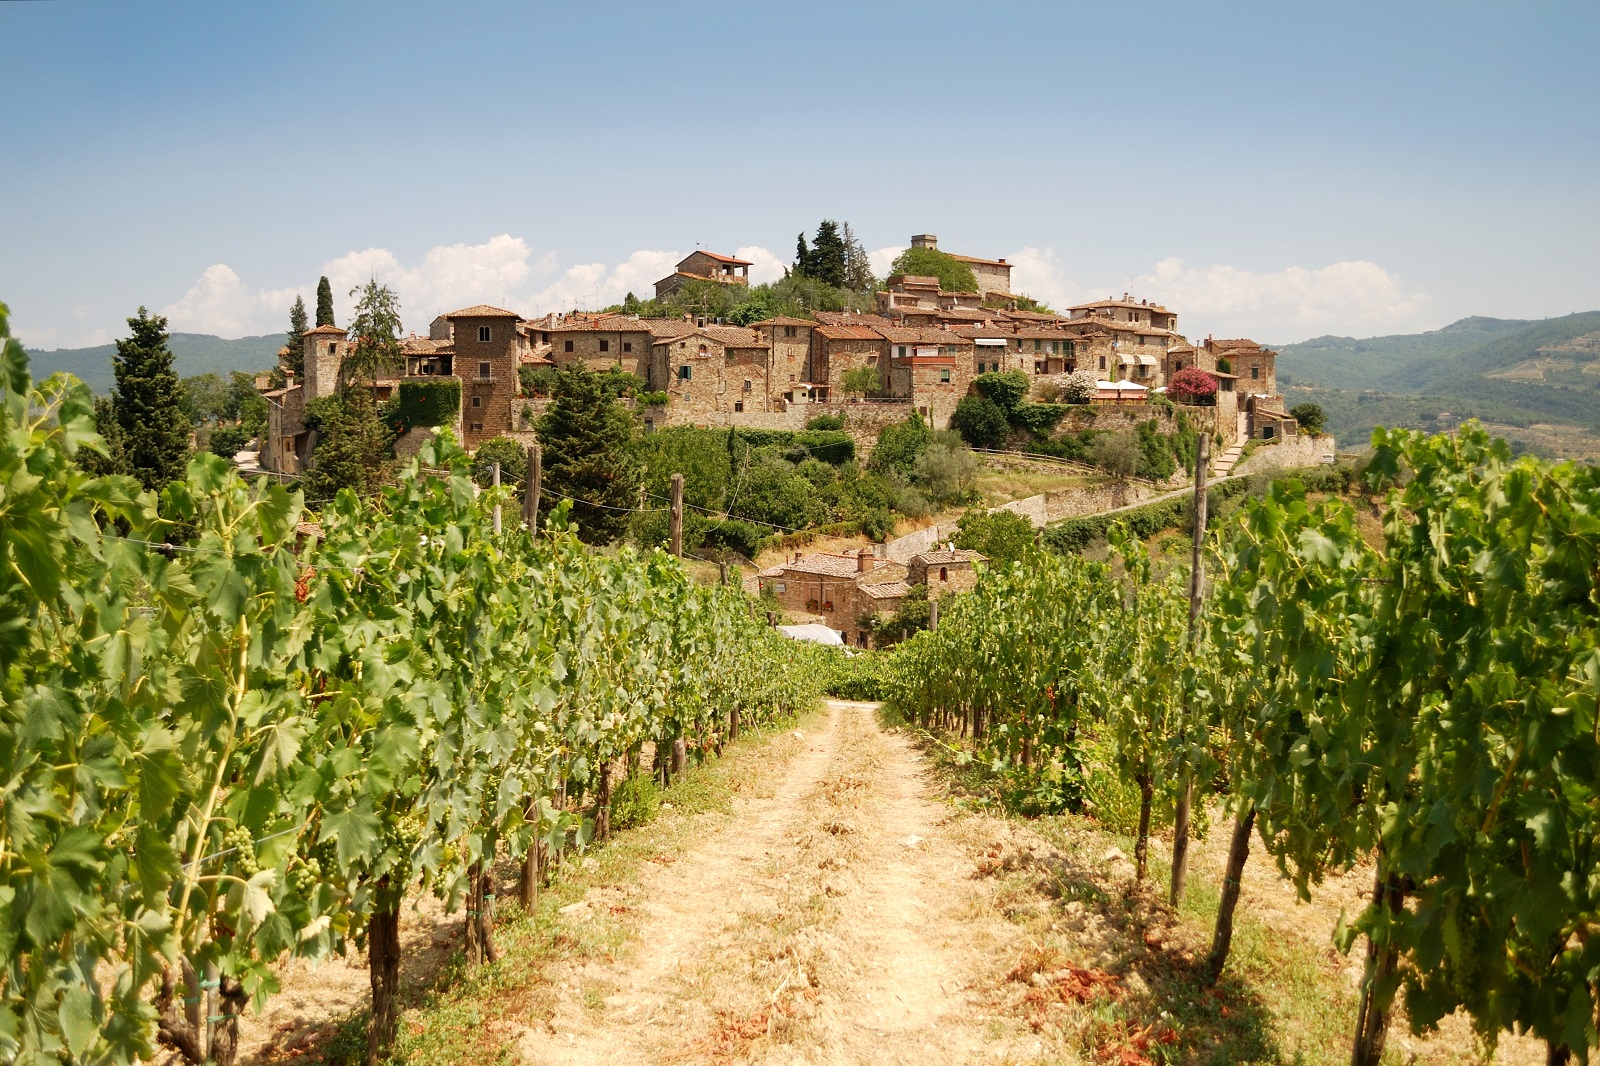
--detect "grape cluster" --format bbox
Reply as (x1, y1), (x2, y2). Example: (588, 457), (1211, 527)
(224, 826), (259, 876)
(291, 857), (321, 894)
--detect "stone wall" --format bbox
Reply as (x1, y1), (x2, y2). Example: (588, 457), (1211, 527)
(1232, 433), (1337, 476)
(815, 337), (885, 395)
(655, 335), (772, 421)
(657, 397), (916, 459)
(550, 328), (653, 382)
(450, 314), (520, 450)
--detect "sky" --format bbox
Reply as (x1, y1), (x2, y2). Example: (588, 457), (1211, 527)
(4, 0), (1597, 350)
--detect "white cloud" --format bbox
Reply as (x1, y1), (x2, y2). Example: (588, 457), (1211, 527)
(161, 264), (300, 337)
(1124, 257), (1431, 341)
(322, 234), (536, 324)
(735, 246), (787, 285)
(526, 249), (681, 314)
(1005, 246), (1082, 310)
(868, 245), (903, 279)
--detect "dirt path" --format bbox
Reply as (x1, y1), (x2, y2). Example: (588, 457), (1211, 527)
(515, 700), (1041, 1065)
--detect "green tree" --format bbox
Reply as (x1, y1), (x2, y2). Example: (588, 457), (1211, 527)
(954, 508), (1037, 566)
(839, 222), (877, 293)
(208, 423), (249, 459)
(303, 393), (391, 504)
(1060, 370), (1098, 404)
(867, 414), (931, 476)
(315, 275), (335, 327)
(180, 372), (228, 424)
(81, 394), (130, 477)
(110, 307), (191, 494)
(285, 294), (308, 376)
(841, 365), (881, 396)
(974, 370), (1030, 416)
(536, 364), (642, 543)
(1089, 430), (1140, 479)
(472, 435), (529, 491)
(226, 371), (270, 437)
(888, 247), (978, 293)
(345, 280), (403, 387)
(911, 439), (981, 506)
(951, 393), (1008, 449)
(806, 221), (848, 287)
(1290, 402), (1325, 435)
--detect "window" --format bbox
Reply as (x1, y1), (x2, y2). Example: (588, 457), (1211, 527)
(469, 422), (483, 432)
(471, 395), (481, 408)
(939, 567), (948, 582)
(897, 345), (907, 358)
(784, 326), (796, 337)
(478, 326), (491, 342)
(698, 344), (708, 356)
(734, 400), (744, 412)
(622, 341), (632, 353)
(939, 368), (951, 383)
(678, 365), (691, 380)
(1098, 356), (1107, 370)
(541, 332), (549, 343)
(1033, 339), (1042, 352)
(1251, 365), (1260, 379)
(743, 379), (751, 392)
(774, 581), (787, 594)
(1035, 361), (1045, 374)
(479, 361), (491, 378)
(789, 373), (796, 381)
(328, 342), (337, 354)
(599, 339), (610, 353)
(564, 340), (574, 352)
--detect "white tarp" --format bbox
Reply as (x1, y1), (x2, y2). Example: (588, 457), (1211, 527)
(777, 623), (845, 646)
(974, 338), (1008, 347)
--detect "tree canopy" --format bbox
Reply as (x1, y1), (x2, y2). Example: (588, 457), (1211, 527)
(285, 294), (308, 376)
(536, 364), (642, 544)
(888, 247), (978, 293)
(315, 275), (335, 327)
(344, 280), (403, 387)
(107, 307), (191, 494)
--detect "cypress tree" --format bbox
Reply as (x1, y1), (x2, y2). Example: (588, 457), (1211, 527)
(315, 276), (335, 327)
(303, 392), (391, 505)
(536, 364), (641, 545)
(809, 221), (847, 288)
(285, 294), (308, 377)
(794, 233), (812, 276)
(110, 307), (190, 494)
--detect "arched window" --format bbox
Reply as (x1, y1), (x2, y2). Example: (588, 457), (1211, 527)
(939, 566), (948, 582)
(698, 343), (708, 356)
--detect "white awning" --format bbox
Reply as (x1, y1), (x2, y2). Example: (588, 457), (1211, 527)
(1117, 353), (1136, 364)
(776, 623), (844, 646)
(974, 338), (1008, 347)
(1137, 354), (1159, 366)
(1097, 380), (1148, 392)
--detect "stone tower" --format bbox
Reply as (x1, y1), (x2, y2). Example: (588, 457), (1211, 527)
(301, 324), (349, 399)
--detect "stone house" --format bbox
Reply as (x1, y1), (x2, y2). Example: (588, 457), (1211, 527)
(652, 325), (772, 418)
(259, 323), (351, 474)
(1202, 337), (1278, 397)
(879, 327), (975, 429)
(548, 316), (656, 382)
(444, 305), (523, 449)
(748, 316), (817, 396)
(653, 250), (753, 299)
(957, 325), (1080, 378)
(907, 548), (985, 599)
(1068, 295), (1180, 333)
(812, 324), (887, 400)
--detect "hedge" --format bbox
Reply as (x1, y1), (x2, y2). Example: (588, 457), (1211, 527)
(395, 379), (461, 431)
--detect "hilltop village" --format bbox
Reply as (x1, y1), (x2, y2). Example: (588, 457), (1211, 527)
(258, 233), (1294, 476)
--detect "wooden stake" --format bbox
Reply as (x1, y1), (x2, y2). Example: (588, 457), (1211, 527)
(669, 473), (684, 558)
(525, 443), (542, 529)
(1170, 432), (1210, 906)
(492, 461), (502, 536)
(928, 594), (939, 633)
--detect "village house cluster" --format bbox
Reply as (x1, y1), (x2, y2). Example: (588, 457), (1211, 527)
(258, 233), (1290, 475)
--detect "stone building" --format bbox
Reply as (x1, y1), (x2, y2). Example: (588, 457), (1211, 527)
(547, 316), (656, 382)
(652, 325), (772, 418)
(259, 323), (351, 474)
(1201, 337), (1278, 397)
(956, 325), (1080, 379)
(749, 316), (817, 396)
(879, 327), (975, 428)
(444, 305), (523, 449)
(907, 548), (986, 599)
(653, 250), (753, 298)
(812, 324), (887, 399)
(1067, 295), (1180, 333)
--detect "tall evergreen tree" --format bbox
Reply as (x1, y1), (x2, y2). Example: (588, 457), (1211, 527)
(839, 222), (877, 293)
(80, 395), (131, 479)
(285, 294), (308, 377)
(344, 280), (403, 387)
(536, 364), (641, 544)
(808, 221), (847, 288)
(794, 232), (812, 276)
(315, 276), (335, 327)
(302, 393), (391, 505)
(109, 307), (190, 494)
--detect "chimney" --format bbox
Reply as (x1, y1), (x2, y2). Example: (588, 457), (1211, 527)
(857, 548), (872, 573)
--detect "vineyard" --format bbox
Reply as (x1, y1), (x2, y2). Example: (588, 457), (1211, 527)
(886, 425), (1600, 1063)
(0, 310), (819, 1066)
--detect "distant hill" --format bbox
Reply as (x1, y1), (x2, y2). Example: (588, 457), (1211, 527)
(25, 333), (286, 393)
(1277, 312), (1600, 450)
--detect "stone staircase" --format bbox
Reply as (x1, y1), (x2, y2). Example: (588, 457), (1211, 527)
(1212, 412), (1250, 477)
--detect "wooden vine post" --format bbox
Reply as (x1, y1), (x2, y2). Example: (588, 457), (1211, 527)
(669, 473), (683, 558)
(1170, 431), (1209, 905)
(492, 461), (502, 536)
(524, 442), (542, 529)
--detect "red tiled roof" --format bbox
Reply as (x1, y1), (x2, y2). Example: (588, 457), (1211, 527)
(444, 304), (521, 318)
(879, 326), (967, 345)
(303, 324), (346, 335)
(815, 324), (884, 341)
(913, 549), (986, 565)
(812, 311), (894, 328)
(861, 581), (912, 600)
(759, 553), (891, 579)
(685, 250), (753, 266)
(947, 253), (1009, 269)
(748, 316), (817, 327)
(1068, 298), (1174, 313)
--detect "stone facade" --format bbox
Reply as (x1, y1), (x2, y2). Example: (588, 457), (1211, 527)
(906, 549), (985, 599)
(549, 320), (655, 382)
(1203, 337), (1278, 398)
(653, 326), (772, 419)
(750, 317), (817, 394)
(653, 251), (752, 298)
(812, 327), (887, 397)
(448, 306), (522, 450)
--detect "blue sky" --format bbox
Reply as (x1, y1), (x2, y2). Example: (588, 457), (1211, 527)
(4, 0), (1596, 348)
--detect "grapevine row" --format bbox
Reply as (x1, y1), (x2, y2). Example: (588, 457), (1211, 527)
(0, 312), (819, 1066)
(885, 424), (1600, 1063)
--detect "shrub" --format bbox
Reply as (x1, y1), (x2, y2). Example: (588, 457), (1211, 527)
(868, 415), (930, 476)
(1011, 402), (1068, 435)
(954, 508), (1037, 566)
(702, 518), (770, 560)
(520, 364), (558, 397)
(841, 365), (881, 395)
(1168, 366), (1219, 402)
(611, 771), (661, 830)
(951, 394), (1008, 449)
(1291, 402), (1326, 435)
(636, 390), (669, 407)
(912, 441), (981, 507)
(792, 429), (855, 465)
(208, 423), (249, 459)
(1059, 371), (1098, 405)
(805, 413), (845, 431)
(823, 650), (892, 700)
(472, 435), (529, 489)
(973, 370), (1029, 415)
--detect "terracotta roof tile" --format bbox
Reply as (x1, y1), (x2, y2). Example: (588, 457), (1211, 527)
(303, 324), (347, 336)
(759, 553), (886, 579)
(1067, 298), (1173, 313)
(913, 548), (986, 565)
(748, 316), (816, 328)
(879, 326), (968, 345)
(812, 311), (894, 328)
(947, 253), (1008, 269)
(815, 324), (884, 341)
(444, 304), (521, 318)
(862, 581), (912, 600)
(685, 250), (753, 266)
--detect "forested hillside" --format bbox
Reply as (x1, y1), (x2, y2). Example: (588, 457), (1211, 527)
(26, 331), (283, 392)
